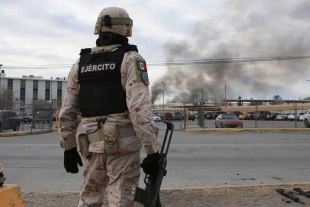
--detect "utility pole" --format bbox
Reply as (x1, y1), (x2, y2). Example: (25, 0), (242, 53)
(162, 82), (164, 109)
(50, 77), (53, 128)
(225, 82), (227, 109)
(200, 89), (205, 128)
(50, 77), (53, 106)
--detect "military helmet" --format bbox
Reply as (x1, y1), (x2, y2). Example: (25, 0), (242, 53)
(94, 7), (133, 37)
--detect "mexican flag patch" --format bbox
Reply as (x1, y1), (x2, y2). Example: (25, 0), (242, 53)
(136, 61), (147, 71)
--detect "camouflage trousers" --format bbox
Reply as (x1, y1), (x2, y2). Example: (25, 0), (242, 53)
(78, 150), (141, 207)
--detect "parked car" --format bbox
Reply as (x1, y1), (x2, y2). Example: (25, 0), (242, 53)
(187, 113), (196, 121)
(231, 111), (243, 118)
(18, 112), (33, 123)
(275, 114), (289, 121)
(238, 112), (247, 120)
(215, 113), (243, 128)
(162, 112), (173, 120)
(173, 112), (184, 120)
(265, 112), (279, 121)
(303, 110), (310, 127)
(204, 112), (216, 120)
(152, 114), (161, 122)
(298, 113), (305, 121)
(0, 110), (21, 132)
(213, 111), (225, 119)
(287, 113), (300, 121)
(253, 111), (271, 120)
(246, 112), (254, 120)
(153, 113), (163, 121)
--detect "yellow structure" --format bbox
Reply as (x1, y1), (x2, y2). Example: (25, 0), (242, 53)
(221, 103), (310, 112)
(0, 184), (25, 207)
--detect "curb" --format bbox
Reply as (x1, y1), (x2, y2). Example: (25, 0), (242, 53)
(185, 128), (310, 133)
(0, 184), (25, 207)
(0, 128), (58, 137)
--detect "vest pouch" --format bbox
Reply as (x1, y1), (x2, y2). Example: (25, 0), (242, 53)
(76, 133), (91, 159)
(103, 123), (119, 154)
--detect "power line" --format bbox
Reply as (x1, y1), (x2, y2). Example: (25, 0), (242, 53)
(3, 55), (310, 69)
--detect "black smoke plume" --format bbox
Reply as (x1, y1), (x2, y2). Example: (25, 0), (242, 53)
(151, 0), (310, 104)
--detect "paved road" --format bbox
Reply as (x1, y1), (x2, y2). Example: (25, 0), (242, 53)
(0, 122), (310, 193)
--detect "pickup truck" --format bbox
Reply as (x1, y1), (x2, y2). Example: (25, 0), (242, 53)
(303, 109), (310, 127)
(187, 113), (195, 121)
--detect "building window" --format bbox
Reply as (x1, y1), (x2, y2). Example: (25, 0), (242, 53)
(46, 81), (51, 100)
(21, 80), (26, 89)
(57, 90), (62, 100)
(7, 79), (13, 90)
(57, 81), (62, 90)
(46, 81), (50, 89)
(33, 80), (38, 89)
(33, 90), (38, 100)
(45, 90), (50, 100)
(20, 88), (25, 100)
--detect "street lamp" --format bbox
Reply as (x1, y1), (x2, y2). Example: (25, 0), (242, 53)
(209, 89), (217, 106)
(50, 77), (53, 103)
(162, 82), (164, 109)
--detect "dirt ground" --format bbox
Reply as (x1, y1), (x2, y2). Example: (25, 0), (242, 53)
(22, 183), (310, 207)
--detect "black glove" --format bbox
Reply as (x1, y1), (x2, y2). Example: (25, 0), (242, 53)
(140, 152), (160, 175)
(64, 147), (83, 174)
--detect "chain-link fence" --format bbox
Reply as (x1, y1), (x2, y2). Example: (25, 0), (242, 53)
(0, 100), (59, 134)
(152, 102), (310, 130)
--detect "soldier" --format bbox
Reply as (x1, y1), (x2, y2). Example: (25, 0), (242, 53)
(58, 7), (162, 207)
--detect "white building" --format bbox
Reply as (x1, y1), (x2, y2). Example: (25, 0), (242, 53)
(0, 72), (67, 112)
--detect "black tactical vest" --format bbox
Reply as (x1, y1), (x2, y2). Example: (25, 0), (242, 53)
(78, 45), (137, 117)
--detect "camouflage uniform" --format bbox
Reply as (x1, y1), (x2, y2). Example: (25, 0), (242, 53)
(59, 45), (161, 207)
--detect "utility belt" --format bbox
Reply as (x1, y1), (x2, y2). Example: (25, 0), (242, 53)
(76, 122), (136, 159)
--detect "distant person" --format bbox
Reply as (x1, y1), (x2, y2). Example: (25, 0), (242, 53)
(58, 7), (161, 207)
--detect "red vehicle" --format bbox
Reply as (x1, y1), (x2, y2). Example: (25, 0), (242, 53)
(215, 113), (243, 128)
(18, 112), (33, 123)
(162, 112), (173, 120)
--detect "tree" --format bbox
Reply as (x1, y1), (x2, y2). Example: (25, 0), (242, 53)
(272, 95), (282, 105)
(0, 88), (14, 110)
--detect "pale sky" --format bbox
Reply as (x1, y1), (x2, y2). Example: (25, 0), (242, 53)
(1, 0), (310, 104)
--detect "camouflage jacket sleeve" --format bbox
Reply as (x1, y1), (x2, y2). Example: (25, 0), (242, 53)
(58, 60), (80, 150)
(124, 52), (161, 154)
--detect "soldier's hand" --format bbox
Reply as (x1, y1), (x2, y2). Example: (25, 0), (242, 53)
(64, 147), (83, 173)
(140, 152), (160, 175)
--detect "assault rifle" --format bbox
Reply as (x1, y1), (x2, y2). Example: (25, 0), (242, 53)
(276, 189), (305, 204)
(134, 121), (174, 207)
(293, 188), (310, 198)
